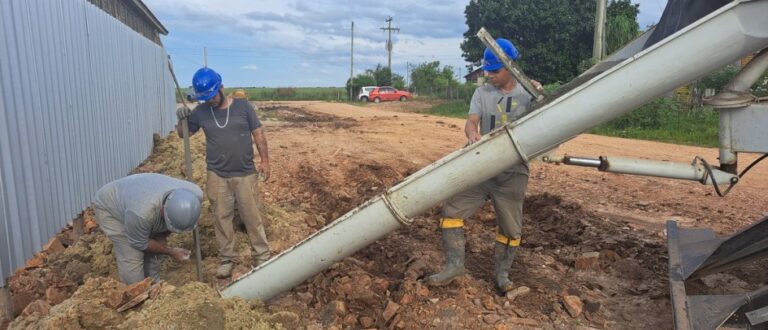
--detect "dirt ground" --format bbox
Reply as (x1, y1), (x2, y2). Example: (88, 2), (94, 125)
(5, 100), (768, 329)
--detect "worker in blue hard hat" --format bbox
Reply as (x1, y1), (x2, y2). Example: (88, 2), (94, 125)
(425, 38), (542, 294)
(93, 173), (203, 284)
(175, 67), (272, 279)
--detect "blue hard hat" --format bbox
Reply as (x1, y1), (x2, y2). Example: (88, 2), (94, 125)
(482, 38), (520, 71)
(192, 68), (222, 101)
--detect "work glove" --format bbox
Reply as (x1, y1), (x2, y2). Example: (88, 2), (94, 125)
(176, 106), (191, 121)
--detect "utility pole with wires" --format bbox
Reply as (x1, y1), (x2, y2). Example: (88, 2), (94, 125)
(380, 16), (400, 80)
(350, 21), (354, 101)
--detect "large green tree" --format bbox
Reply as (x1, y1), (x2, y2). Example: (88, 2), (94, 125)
(346, 65), (406, 97)
(363, 64), (405, 88)
(461, 0), (597, 84)
(410, 61), (459, 91)
(606, 0), (640, 54)
(346, 73), (376, 98)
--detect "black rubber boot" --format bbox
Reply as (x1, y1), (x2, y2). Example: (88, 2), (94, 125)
(425, 228), (468, 286)
(494, 242), (517, 293)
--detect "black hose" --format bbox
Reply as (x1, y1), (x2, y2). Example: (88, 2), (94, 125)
(696, 153), (768, 197)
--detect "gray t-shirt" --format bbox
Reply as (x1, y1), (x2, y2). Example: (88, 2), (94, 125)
(469, 83), (533, 135)
(92, 173), (204, 251)
(469, 83), (533, 174)
(188, 98), (262, 178)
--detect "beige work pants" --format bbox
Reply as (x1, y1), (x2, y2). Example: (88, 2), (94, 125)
(207, 171), (270, 263)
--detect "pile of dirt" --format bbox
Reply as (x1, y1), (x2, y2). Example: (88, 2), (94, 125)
(6, 212), (113, 319)
(8, 277), (286, 330)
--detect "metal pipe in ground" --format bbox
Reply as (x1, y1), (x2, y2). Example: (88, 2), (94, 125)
(167, 58), (203, 281)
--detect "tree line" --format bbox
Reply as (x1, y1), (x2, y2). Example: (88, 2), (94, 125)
(347, 0), (641, 96)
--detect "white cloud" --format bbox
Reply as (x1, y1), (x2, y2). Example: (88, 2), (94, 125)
(145, 0), (667, 86)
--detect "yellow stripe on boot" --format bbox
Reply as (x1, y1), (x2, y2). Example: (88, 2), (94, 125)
(440, 218), (464, 229)
(495, 233), (521, 247)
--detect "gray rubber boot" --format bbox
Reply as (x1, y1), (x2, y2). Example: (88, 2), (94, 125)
(424, 228), (468, 286)
(494, 242), (517, 293)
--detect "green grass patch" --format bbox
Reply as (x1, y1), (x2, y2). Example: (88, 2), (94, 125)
(590, 98), (719, 147)
(176, 87), (352, 102)
(425, 100), (470, 119)
(423, 94), (719, 147)
(227, 87), (349, 101)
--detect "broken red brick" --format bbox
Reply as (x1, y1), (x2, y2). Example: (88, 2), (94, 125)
(125, 277), (152, 299)
(398, 293), (414, 305)
(382, 300), (400, 322)
(342, 314), (357, 327)
(563, 295), (584, 317)
(21, 299), (51, 317)
(574, 252), (601, 271)
(327, 300), (347, 316)
(415, 283), (430, 297)
(25, 254), (46, 269)
(506, 317), (540, 327)
(359, 316), (375, 328)
(105, 290), (127, 309)
(11, 291), (36, 317)
(45, 287), (68, 305)
(84, 219), (99, 233)
(43, 237), (65, 254)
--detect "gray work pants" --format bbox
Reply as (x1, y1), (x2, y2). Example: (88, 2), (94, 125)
(442, 168), (529, 239)
(93, 206), (164, 284)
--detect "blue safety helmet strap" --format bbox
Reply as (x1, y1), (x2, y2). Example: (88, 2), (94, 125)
(192, 68), (222, 101)
(482, 38), (520, 71)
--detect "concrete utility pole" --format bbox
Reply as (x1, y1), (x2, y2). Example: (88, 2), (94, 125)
(204, 46), (208, 67)
(350, 21), (354, 101)
(405, 61), (409, 87)
(380, 16), (400, 77)
(593, 0), (607, 61)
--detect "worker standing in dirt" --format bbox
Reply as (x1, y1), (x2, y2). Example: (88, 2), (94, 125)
(425, 38), (541, 294)
(176, 67), (272, 279)
(92, 173), (203, 284)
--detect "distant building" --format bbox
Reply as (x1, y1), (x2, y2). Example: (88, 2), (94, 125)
(464, 68), (485, 85)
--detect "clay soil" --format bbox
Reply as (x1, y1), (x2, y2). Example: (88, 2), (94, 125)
(6, 100), (768, 330)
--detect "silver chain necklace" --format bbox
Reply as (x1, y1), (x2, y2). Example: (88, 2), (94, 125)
(209, 103), (230, 128)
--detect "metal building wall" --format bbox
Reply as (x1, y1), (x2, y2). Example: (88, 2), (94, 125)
(0, 0), (176, 283)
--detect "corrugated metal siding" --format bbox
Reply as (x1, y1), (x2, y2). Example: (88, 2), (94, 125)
(0, 0), (176, 283)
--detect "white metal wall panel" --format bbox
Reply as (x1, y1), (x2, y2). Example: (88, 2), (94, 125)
(0, 0), (176, 283)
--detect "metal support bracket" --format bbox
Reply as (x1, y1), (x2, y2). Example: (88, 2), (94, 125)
(381, 193), (414, 226)
(504, 125), (529, 163)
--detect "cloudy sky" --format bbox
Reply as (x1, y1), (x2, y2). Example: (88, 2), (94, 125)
(145, 0), (668, 88)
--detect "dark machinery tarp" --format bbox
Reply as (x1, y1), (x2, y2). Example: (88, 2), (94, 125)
(643, 0), (731, 49)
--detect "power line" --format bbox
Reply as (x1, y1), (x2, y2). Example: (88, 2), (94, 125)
(380, 16), (400, 72)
